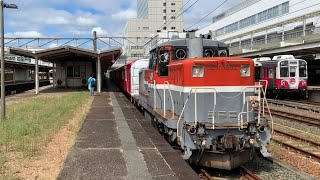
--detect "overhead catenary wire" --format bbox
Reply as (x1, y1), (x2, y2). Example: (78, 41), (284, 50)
(185, 0), (228, 31)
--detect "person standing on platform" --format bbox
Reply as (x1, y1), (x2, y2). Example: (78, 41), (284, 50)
(88, 74), (96, 96)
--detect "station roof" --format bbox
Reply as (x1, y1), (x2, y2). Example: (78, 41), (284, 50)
(8, 46), (122, 66)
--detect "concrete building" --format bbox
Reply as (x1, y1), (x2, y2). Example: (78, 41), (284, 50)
(196, 0), (320, 56)
(123, 0), (184, 62)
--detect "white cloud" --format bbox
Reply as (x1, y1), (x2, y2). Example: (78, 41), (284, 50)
(92, 27), (108, 36)
(46, 16), (70, 25)
(111, 9), (137, 21)
(49, 43), (59, 48)
(76, 17), (97, 26)
(5, 31), (44, 38)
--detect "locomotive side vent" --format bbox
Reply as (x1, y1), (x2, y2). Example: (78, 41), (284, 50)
(208, 111), (238, 120)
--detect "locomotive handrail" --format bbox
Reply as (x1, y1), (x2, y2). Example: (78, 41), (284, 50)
(258, 80), (274, 134)
(154, 80), (156, 111)
(163, 81), (175, 119)
(176, 86), (266, 140)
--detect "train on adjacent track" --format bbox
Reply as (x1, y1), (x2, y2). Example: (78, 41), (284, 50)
(254, 55), (308, 99)
(110, 37), (272, 170)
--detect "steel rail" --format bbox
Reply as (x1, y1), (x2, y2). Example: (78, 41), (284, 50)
(272, 138), (320, 161)
(198, 169), (214, 180)
(274, 129), (320, 147)
(240, 166), (262, 180)
(267, 109), (320, 127)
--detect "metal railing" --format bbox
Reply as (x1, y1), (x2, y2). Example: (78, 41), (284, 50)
(163, 81), (175, 119)
(176, 85), (273, 139)
(153, 80), (156, 111)
(229, 26), (320, 53)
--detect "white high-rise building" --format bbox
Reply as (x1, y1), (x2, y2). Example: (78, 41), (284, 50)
(123, 0), (184, 62)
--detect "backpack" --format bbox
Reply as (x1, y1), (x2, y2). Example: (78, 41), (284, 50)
(91, 78), (96, 88)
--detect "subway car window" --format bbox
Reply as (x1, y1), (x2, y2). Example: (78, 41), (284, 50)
(280, 67), (288, 77)
(289, 67), (296, 77)
(299, 66), (307, 77)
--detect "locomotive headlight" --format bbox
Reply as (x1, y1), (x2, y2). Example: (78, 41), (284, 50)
(192, 65), (204, 77)
(240, 65), (250, 77)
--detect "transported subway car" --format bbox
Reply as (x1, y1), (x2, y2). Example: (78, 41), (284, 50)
(111, 37), (272, 170)
(254, 55), (308, 98)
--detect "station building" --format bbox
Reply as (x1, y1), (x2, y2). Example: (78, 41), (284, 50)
(9, 46), (121, 93)
(196, 0), (320, 85)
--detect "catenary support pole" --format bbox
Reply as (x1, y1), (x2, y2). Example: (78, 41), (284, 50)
(53, 63), (56, 88)
(97, 56), (101, 93)
(35, 56), (39, 94)
(0, 1), (5, 120)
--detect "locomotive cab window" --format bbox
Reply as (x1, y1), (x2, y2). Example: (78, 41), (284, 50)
(158, 49), (170, 76)
(255, 67), (261, 80)
(149, 49), (157, 71)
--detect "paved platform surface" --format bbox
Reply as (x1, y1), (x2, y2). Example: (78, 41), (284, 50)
(58, 81), (199, 180)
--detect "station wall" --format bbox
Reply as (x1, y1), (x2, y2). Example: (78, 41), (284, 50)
(55, 60), (94, 88)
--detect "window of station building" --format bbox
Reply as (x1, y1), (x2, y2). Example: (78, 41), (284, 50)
(213, 1), (290, 36)
(163, 16), (166, 20)
(225, 22), (238, 33)
(163, 9), (166, 13)
(171, 16), (175, 19)
(171, 3), (175, 6)
(67, 65), (81, 78)
(280, 2), (289, 14)
(67, 66), (74, 78)
(163, 27), (167, 30)
(163, 2), (166, 6)
(171, 9), (175, 13)
(171, 27), (176, 30)
(239, 15), (256, 29)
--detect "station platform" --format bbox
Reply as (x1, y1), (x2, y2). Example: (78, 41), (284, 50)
(58, 81), (199, 180)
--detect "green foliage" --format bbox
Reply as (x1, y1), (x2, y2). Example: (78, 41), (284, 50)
(0, 92), (89, 158)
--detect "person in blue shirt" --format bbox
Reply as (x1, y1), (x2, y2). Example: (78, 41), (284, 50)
(87, 74), (96, 96)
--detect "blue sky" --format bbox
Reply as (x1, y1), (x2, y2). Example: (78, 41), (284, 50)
(3, 0), (243, 39)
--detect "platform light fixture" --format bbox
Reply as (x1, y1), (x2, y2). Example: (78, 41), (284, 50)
(0, 0), (18, 120)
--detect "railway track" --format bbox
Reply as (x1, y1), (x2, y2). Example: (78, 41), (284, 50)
(267, 108), (320, 127)
(274, 129), (320, 147)
(272, 137), (320, 162)
(198, 169), (214, 180)
(240, 166), (262, 180)
(268, 99), (320, 112)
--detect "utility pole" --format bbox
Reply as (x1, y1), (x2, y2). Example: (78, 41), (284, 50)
(0, 0), (5, 120)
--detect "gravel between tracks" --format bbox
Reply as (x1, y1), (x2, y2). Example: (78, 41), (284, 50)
(272, 116), (320, 137)
(268, 104), (320, 120)
(242, 156), (311, 180)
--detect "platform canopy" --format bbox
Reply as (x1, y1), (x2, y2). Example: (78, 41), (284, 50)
(8, 45), (122, 67)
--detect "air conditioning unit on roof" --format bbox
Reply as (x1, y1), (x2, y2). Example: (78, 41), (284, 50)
(272, 55), (295, 60)
(253, 57), (271, 62)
